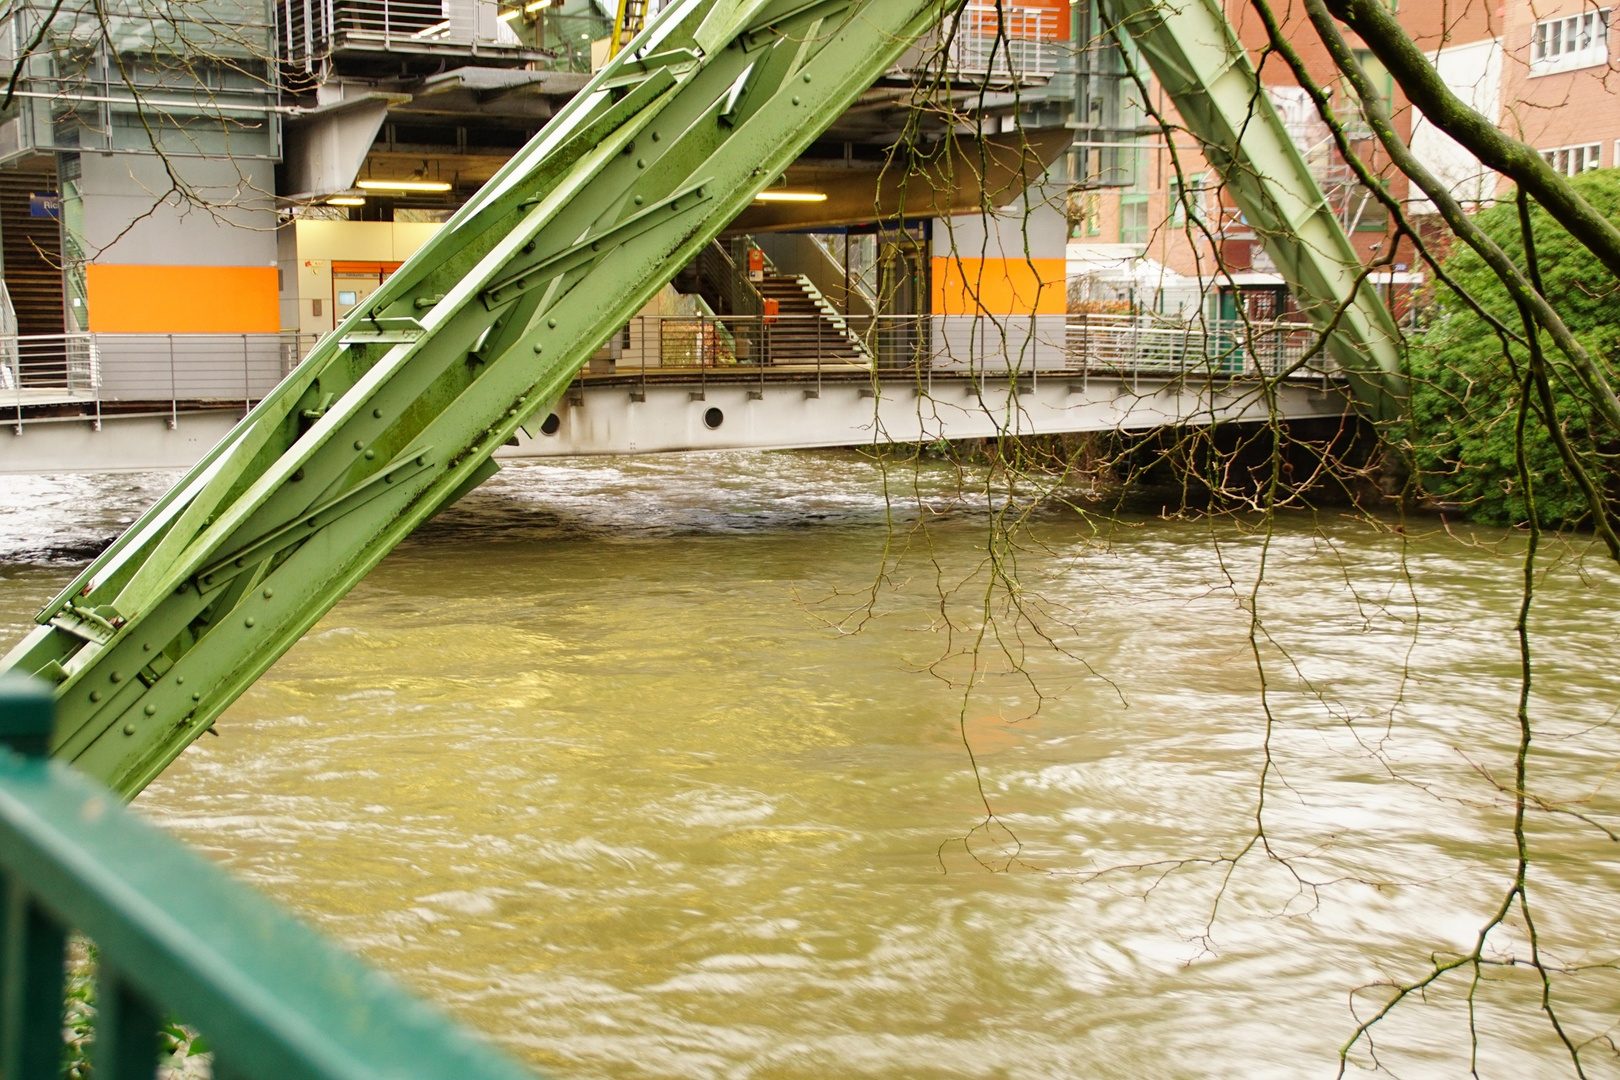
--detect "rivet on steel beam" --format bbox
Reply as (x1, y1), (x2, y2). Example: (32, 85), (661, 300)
(110, 671), (122, 683)
(803, 72), (812, 82)
(176, 675), (184, 685)
(372, 408), (383, 418)
(353, 440), (364, 450)
(143, 642), (151, 651)
(123, 724), (136, 736)
(262, 588), (274, 599)
(792, 96), (800, 105)
(651, 131), (660, 141)
(636, 158), (645, 168)
(415, 455), (426, 466)
(145, 704), (156, 716)
(532, 343), (544, 353)
(634, 195), (644, 205)
(90, 691), (101, 702)
(192, 692), (201, 702)
(364, 449), (376, 460)
(244, 617), (255, 628)
(547, 318), (557, 328)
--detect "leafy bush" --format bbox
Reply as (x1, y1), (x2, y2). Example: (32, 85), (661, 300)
(1406, 169), (1620, 527)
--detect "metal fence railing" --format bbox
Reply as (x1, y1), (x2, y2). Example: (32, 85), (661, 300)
(0, 677), (539, 1080)
(607, 313), (1332, 374)
(946, 4), (1063, 80)
(3, 316), (1338, 427)
(4, 331), (321, 426)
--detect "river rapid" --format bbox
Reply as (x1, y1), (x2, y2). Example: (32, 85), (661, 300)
(1, 451), (1616, 1079)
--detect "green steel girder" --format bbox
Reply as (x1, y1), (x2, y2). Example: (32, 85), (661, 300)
(0, 0), (957, 797)
(1098, 0), (1408, 421)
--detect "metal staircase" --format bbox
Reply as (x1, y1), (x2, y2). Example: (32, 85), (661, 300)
(754, 270), (871, 365)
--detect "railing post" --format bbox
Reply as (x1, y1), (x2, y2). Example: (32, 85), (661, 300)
(0, 677), (64, 1080)
(168, 333), (178, 430)
(91, 336), (102, 432)
(92, 964), (164, 1080)
(0, 674), (52, 757)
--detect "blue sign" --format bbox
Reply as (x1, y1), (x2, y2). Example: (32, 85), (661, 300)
(29, 192), (59, 219)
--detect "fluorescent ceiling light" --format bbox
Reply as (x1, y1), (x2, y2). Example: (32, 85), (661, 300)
(326, 196), (365, 206)
(498, 8), (520, 19)
(356, 179), (452, 192)
(753, 191), (828, 202)
(522, 0), (550, 12)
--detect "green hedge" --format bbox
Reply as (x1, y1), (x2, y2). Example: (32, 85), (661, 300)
(1406, 169), (1620, 527)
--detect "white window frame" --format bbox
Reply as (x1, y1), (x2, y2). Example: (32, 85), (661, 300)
(1530, 8), (1611, 75)
(1542, 142), (1604, 175)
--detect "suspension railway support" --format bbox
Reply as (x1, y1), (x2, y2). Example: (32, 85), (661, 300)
(1098, 0), (1408, 421)
(0, 0), (958, 797)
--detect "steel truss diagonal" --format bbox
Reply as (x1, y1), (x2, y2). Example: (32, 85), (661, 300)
(1, 0), (957, 797)
(1099, 0), (1407, 420)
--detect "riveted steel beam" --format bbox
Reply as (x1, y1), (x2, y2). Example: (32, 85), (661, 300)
(1, 0), (961, 797)
(1098, 0), (1407, 421)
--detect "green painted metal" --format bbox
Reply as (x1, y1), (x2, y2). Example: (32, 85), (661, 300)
(0, 676), (542, 1080)
(0, 0), (958, 797)
(1097, 0), (1408, 421)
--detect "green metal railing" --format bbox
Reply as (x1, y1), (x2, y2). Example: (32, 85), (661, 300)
(0, 676), (540, 1080)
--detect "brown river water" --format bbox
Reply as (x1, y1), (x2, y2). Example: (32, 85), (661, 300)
(1, 450), (1617, 1079)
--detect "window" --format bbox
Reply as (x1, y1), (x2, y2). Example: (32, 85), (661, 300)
(1543, 142), (1603, 175)
(1350, 48), (1393, 109)
(1120, 194), (1149, 244)
(1170, 174), (1208, 227)
(1078, 191), (1101, 237)
(1531, 9), (1610, 74)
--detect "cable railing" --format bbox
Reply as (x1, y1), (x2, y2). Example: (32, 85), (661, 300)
(0, 677), (540, 1080)
(3, 317), (1338, 428)
(3, 331), (320, 428)
(601, 314), (1327, 373)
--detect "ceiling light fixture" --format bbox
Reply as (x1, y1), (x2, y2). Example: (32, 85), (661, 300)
(356, 179), (452, 193)
(498, 8), (521, 19)
(326, 196), (365, 206)
(753, 191), (828, 203)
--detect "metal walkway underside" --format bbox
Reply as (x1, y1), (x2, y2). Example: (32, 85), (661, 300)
(2, 0), (1398, 797)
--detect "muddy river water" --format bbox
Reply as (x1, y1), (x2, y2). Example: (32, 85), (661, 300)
(1, 451), (1616, 1078)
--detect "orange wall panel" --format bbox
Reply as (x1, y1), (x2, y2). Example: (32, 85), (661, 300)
(932, 257), (1068, 316)
(87, 265), (279, 333)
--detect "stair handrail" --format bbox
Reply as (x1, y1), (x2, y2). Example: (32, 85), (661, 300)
(805, 232), (879, 316)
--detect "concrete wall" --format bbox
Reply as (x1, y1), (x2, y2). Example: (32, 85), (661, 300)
(72, 155), (279, 334)
(932, 183), (1069, 316)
